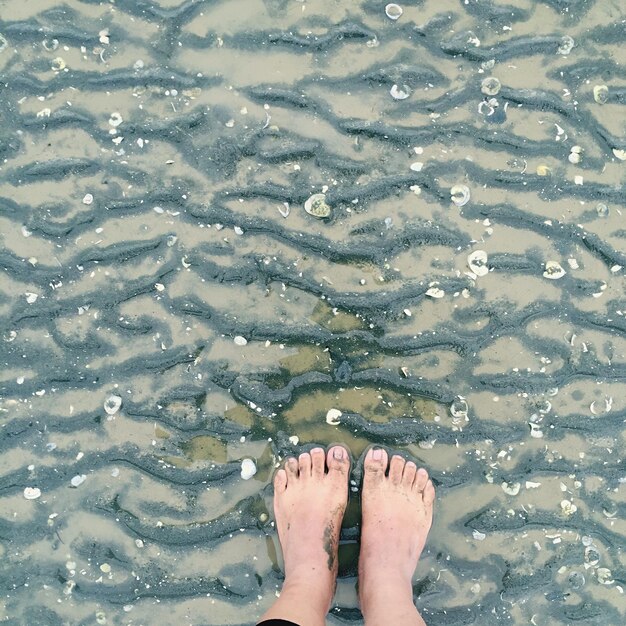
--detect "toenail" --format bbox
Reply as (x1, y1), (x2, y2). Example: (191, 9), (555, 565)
(372, 448), (382, 461)
(333, 447), (345, 460)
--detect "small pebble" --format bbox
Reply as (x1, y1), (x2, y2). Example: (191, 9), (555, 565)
(241, 458), (257, 480)
(234, 335), (248, 346)
(70, 474), (86, 488)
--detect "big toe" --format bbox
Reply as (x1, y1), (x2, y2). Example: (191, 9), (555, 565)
(326, 445), (350, 478)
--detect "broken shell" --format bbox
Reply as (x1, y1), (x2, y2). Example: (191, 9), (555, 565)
(425, 286), (445, 298)
(304, 193), (331, 218)
(467, 250), (489, 276)
(612, 148), (626, 161)
(234, 335), (248, 346)
(82, 193), (94, 205)
(543, 261), (566, 280)
(472, 529), (486, 541)
(596, 203), (609, 217)
(278, 202), (290, 218)
(557, 35), (574, 55)
(596, 568), (614, 585)
(536, 164), (551, 176)
(25, 292), (38, 304)
(99, 29), (110, 45)
(409, 162), (423, 172)
(42, 38), (59, 51)
(450, 185), (470, 207)
(481, 77), (501, 96)
(104, 395), (122, 415)
(326, 408), (342, 425)
(385, 3), (403, 20)
(501, 481), (521, 496)
(240, 458), (257, 480)
(560, 499), (577, 515)
(70, 474), (86, 488)
(593, 85), (609, 104)
(390, 84), (411, 100)
(24, 487), (41, 500)
(450, 396), (468, 419)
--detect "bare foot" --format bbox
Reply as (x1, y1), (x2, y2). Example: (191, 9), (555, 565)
(359, 448), (435, 626)
(258, 446), (350, 626)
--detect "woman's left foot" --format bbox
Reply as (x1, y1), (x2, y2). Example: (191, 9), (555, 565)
(272, 446), (350, 612)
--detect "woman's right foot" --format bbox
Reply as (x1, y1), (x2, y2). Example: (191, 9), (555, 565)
(358, 448), (435, 625)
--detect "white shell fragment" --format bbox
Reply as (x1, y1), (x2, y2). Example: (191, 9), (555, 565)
(425, 286), (445, 299)
(557, 35), (574, 56)
(304, 193), (331, 218)
(543, 261), (566, 280)
(82, 193), (94, 205)
(481, 77), (501, 96)
(104, 395), (122, 415)
(24, 487), (41, 500)
(593, 85), (608, 104)
(450, 396), (469, 419)
(596, 568), (614, 585)
(501, 481), (521, 496)
(385, 3), (403, 20)
(560, 499), (578, 515)
(70, 474), (86, 488)
(25, 292), (38, 304)
(240, 458), (257, 480)
(450, 185), (470, 207)
(612, 148), (626, 161)
(410, 162), (423, 172)
(472, 529), (486, 541)
(326, 408), (342, 425)
(234, 335), (248, 346)
(467, 250), (489, 276)
(390, 84), (411, 100)
(108, 112), (123, 127)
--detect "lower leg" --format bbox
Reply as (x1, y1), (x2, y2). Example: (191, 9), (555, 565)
(358, 448), (435, 626)
(258, 446), (350, 626)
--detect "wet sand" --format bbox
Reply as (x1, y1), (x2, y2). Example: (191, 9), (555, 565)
(0, 0), (625, 624)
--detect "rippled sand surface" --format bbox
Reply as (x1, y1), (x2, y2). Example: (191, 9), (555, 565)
(1, 0), (625, 624)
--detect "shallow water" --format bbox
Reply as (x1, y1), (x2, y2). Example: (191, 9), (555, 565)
(1, 0), (625, 624)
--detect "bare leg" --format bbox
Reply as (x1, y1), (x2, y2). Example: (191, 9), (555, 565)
(358, 448), (435, 626)
(258, 446), (350, 626)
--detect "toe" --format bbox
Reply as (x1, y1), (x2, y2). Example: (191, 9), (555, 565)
(310, 447), (326, 478)
(414, 467), (429, 492)
(423, 479), (436, 507)
(274, 468), (287, 493)
(298, 452), (312, 477)
(389, 455), (405, 485)
(403, 461), (417, 487)
(363, 447), (388, 482)
(285, 457), (299, 480)
(326, 445), (350, 477)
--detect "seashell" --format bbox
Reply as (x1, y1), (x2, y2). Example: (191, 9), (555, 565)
(108, 112), (123, 127)
(593, 85), (608, 104)
(467, 250), (489, 276)
(24, 487), (41, 500)
(409, 162), (423, 172)
(70, 474), (86, 487)
(390, 84), (411, 100)
(278, 202), (290, 218)
(450, 396), (468, 419)
(501, 481), (521, 496)
(240, 458), (257, 480)
(536, 164), (551, 176)
(612, 148), (626, 161)
(543, 261), (566, 280)
(481, 77), (501, 96)
(472, 529), (486, 541)
(596, 203), (609, 217)
(42, 38), (59, 51)
(104, 395), (122, 415)
(425, 286), (445, 298)
(304, 193), (331, 218)
(450, 185), (470, 207)
(584, 546), (600, 566)
(51, 57), (66, 71)
(326, 408), (342, 425)
(82, 193), (94, 205)
(596, 567), (614, 585)
(385, 3), (403, 20)
(234, 335), (248, 346)
(557, 35), (574, 55)
(560, 499), (577, 515)
(529, 423), (544, 438)
(25, 292), (38, 304)
(99, 29), (110, 45)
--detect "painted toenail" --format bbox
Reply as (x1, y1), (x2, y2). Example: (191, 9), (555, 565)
(333, 447), (345, 460)
(372, 448), (382, 461)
